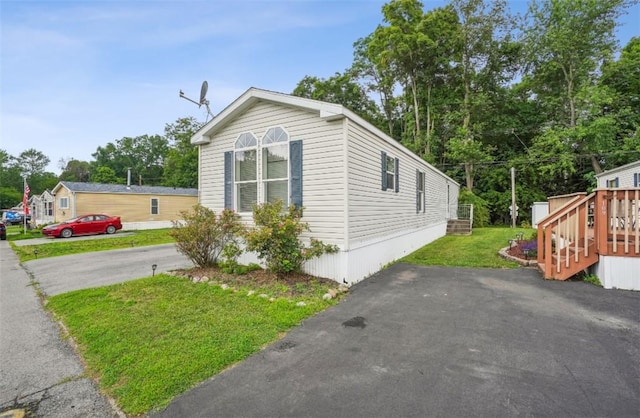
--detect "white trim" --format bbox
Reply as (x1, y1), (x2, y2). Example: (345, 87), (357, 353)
(594, 160), (640, 178)
(150, 197), (159, 215)
(343, 118), (350, 251)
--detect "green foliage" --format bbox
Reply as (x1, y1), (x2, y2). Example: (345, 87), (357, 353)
(582, 273), (602, 287)
(90, 166), (124, 184)
(458, 189), (490, 227)
(162, 117), (202, 188)
(170, 205), (244, 268)
(245, 200), (338, 277)
(59, 159), (91, 182)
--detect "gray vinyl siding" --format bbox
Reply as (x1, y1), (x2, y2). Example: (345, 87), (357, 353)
(199, 101), (345, 244)
(347, 121), (456, 245)
(596, 161), (640, 188)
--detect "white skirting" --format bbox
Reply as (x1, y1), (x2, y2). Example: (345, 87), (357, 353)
(304, 221), (447, 284)
(591, 255), (640, 291)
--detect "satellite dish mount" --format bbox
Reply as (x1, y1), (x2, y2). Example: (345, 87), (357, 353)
(179, 80), (213, 121)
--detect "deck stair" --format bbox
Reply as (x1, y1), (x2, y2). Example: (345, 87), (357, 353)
(537, 193), (598, 280)
(537, 188), (640, 281)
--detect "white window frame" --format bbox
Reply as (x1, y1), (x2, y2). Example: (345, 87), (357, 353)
(234, 132), (259, 213)
(606, 178), (619, 188)
(150, 198), (159, 215)
(385, 156), (395, 191)
(234, 127), (290, 212)
(417, 171), (425, 213)
(59, 197), (69, 209)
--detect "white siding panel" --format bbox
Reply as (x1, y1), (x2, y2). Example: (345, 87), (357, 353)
(592, 255), (640, 290)
(347, 121), (458, 246)
(199, 101), (346, 244)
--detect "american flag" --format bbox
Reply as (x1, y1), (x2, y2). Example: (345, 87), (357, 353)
(23, 182), (30, 215)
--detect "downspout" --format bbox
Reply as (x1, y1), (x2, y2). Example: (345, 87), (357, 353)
(72, 191), (77, 218)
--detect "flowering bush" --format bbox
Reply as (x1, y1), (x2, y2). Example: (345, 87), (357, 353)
(245, 200), (338, 277)
(170, 205), (245, 268)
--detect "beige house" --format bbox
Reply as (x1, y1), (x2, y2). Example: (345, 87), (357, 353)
(51, 181), (198, 230)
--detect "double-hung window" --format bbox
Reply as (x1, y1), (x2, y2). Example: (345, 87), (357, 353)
(235, 133), (258, 212)
(59, 197), (69, 209)
(381, 151), (399, 192)
(606, 177), (619, 188)
(262, 127), (289, 204)
(150, 198), (159, 215)
(234, 128), (289, 212)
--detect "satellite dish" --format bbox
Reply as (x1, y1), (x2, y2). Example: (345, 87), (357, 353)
(179, 80), (214, 122)
(199, 81), (208, 105)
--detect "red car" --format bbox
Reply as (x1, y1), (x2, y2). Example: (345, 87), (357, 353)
(42, 214), (123, 238)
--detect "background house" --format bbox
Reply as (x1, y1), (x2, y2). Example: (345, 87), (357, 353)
(595, 160), (640, 188)
(51, 181), (198, 230)
(29, 190), (54, 225)
(192, 88), (460, 284)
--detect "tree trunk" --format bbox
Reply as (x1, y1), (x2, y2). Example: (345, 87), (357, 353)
(591, 155), (603, 174)
(411, 76), (420, 139)
(425, 85), (431, 156)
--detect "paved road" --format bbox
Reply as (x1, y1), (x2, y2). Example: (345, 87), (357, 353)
(23, 244), (192, 297)
(154, 264), (640, 418)
(0, 241), (119, 417)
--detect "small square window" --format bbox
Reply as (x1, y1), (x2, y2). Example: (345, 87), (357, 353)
(59, 197), (69, 209)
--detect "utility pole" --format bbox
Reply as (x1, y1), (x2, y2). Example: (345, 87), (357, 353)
(511, 167), (516, 228)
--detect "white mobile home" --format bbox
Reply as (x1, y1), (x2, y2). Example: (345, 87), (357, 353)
(193, 88), (460, 284)
(595, 160), (640, 188)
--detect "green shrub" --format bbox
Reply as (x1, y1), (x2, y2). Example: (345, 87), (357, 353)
(459, 189), (490, 227)
(245, 200), (338, 277)
(169, 205), (244, 268)
(582, 273), (602, 287)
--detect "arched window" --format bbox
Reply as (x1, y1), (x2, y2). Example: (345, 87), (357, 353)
(232, 128), (290, 212)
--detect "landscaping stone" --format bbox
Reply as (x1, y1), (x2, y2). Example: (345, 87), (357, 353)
(220, 284), (229, 290)
(259, 294), (268, 298)
(296, 301), (306, 307)
(338, 284), (349, 293)
(328, 289), (338, 298)
(322, 293), (333, 300)
(247, 290), (255, 296)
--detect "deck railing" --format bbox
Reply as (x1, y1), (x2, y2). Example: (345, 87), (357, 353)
(538, 188), (640, 281)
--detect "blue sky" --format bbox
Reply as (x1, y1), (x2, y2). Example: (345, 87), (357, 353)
(1, 0), (638, 175)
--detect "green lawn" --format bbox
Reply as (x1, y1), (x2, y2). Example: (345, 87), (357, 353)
(11, 229), (174, 262)
(402, 227), (534, 268)
(47, 274), (340, 415)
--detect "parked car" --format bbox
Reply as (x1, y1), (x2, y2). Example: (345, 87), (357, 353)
(42, 214), (123, 238)
(0, 221), (6, 240)
(2, 210), (31, 226)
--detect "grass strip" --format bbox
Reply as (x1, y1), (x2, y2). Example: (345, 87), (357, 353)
(47, 274), (338, 415)
(11, 229), (174, 262)
(402, 227), (534, 268)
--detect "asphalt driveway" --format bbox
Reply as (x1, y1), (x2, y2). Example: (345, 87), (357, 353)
(154, 264), (640, 418)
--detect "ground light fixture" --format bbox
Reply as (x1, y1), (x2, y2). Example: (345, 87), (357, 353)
(34, 249), (38, 259)
(152, 264), (158, 276)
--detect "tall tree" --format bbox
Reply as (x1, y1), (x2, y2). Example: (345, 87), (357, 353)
(59, 159), (91, 182)
(162, 117), (202, 188)
(445, 0), (514, 191)
(92, 134), (169, 185)
(292, 73), (382, 127)
(524, 0), (630, 174)
(14, 148), (50, 178)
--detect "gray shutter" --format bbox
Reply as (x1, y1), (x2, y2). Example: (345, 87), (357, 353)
(416, 169), (420, 213)
(290, 140), (303, 208)
(634, 173), (638, 187)
(224, 151), (233, 209)
(381, 151), (387, 190)
(615, 177), (619, 187)
(394, 157), (400, 193)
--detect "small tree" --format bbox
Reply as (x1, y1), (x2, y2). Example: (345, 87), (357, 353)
(245, 200), (338, 277)
(170, 205), (244, 268)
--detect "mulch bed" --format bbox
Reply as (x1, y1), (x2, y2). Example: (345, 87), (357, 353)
(506, 239), (538, 262)
(172, 266), (340, 296)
